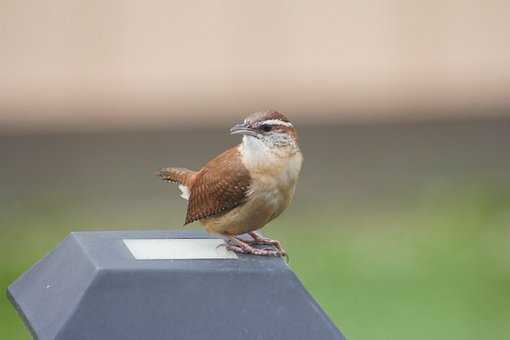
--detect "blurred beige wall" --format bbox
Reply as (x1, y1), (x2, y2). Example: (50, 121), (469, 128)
(1, 0), (509, 132)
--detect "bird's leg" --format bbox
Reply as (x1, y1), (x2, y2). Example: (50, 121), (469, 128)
(247, 232), (287, 255)
(226, 237), (282, 257)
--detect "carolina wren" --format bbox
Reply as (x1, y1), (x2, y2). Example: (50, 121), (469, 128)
(157, 111), (303, 256)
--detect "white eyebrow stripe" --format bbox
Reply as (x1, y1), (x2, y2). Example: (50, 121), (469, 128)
(260, 119), (293, 127)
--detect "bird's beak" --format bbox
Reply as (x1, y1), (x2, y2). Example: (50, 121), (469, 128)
(230, 122), (258, 137)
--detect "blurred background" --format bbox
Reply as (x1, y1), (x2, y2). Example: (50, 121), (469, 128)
(1, 1), (510, 339)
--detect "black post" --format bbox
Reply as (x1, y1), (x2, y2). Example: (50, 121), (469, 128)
(8, 230), (345, 340)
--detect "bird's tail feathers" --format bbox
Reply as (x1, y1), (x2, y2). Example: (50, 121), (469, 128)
(157, 167), (195, 187)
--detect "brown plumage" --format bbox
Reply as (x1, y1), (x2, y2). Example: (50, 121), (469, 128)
(158, 167), (195, 187)
(157, 111), (303, 257)
(184, 147), (251, 224)
(158, 147), (251, 225)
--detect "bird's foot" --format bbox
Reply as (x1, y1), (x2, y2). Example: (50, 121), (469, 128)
(246, 232), (287, 254)
(226, 237), (284, 257)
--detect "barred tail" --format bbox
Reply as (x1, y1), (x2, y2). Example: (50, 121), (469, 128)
(156, 167), (195, 187)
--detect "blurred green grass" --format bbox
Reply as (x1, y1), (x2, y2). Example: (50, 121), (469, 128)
(2, 184), (510, 340)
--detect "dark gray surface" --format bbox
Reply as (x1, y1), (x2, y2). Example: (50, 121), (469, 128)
(8, 230), (345, 340)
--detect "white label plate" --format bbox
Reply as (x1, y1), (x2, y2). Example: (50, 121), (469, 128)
(123, 239), (238, 260)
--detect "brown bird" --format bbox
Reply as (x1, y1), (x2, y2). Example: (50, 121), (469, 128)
(157, 111), (303, 256)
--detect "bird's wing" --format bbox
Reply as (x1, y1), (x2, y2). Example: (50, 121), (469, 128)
(185, 146), (251, 224)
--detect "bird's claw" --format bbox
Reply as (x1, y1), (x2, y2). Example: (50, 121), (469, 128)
(226, 238), (286, 257)
(244, 234), (288, 258)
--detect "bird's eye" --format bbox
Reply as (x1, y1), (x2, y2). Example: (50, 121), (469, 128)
(260, 124), (272, 132)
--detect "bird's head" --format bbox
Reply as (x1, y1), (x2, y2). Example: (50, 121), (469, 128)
(230, 111), (299, 151)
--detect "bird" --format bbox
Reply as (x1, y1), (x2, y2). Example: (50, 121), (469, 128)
(157, 111), (303, 257)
